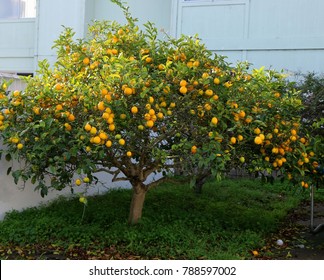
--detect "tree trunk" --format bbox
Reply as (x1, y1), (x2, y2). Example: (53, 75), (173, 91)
(194, 178), (204, 194)
(128, 183), (147, 225)
(194, 170), (211, 194)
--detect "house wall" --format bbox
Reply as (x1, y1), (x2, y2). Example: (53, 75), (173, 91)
(0, 0), (173, 73)
(2, 0), (323, 75)
(0, 19), (35, 73)
(35, 0), (88, 68)
(175, 0), (324, 74)
(92, 0), (173, 34)
(0, 151), (132, 220)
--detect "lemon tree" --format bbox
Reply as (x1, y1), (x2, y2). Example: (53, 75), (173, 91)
(0, 2), (232, 224)
(0, 0), (322, 224)
(172, 64), (299, 189)
(184, 64), (323, 191)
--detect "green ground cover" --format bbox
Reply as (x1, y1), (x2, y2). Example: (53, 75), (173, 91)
(0, 178), (310, 260)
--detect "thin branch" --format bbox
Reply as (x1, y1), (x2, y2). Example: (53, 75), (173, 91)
(147, 176), (189, 190)
(147, 176), (169, 190)
(147, 126), (182, 150)
(94, 166), (130, 183)
(142, 162), (160, 180)
(112, 176), (129, 182)
(95, 167), (126, 181)
(94, 167), (118, 175)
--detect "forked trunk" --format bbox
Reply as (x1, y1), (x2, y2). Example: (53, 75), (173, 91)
(128, 183), (147, 225)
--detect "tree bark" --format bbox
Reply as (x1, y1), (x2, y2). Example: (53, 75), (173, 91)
(194, 169), (211, 194)
(128, 182), (147, 225)
(194, 178), (204, 194)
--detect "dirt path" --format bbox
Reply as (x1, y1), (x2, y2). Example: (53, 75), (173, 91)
(264, 201), (324, 260)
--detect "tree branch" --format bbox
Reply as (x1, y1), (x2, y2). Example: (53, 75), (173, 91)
(147, 176), (169, 190)
(147, 176), (189, 190)
(142, 162), (160, 180)
(112, 176), (129, 182)
(95, 166), (129, 182)
(147, 126), (181, 149)
(95, 167), (119, 175)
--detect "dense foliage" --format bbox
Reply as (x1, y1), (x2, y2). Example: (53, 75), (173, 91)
(296, 72), (324, 135)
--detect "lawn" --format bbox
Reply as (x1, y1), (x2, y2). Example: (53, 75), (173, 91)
(0, 178), (308, 260)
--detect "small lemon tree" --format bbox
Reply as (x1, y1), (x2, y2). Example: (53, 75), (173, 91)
(173, 63), (321, 192)
(0, 1), (322, 224)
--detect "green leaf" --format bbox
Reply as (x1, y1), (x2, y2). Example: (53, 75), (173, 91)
(12, 170), (22, 184)
(253, 120), (267, 127)
(189, 177), (196, 189)
(40, 186), (48, 198)
(31, 176), (37, 185)
(5, 153), (12, 161)
(39, 121), (46, 128)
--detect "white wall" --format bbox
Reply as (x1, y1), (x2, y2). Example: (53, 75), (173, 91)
(35, 0), (88, 68)
(0, 19), (35, 73)
(1, 0), (324, 74)
(92, 0), (173, 35)
(0, 148), (132, 220)
(0, 153), (60, 220)
(0, 0), (174, 73)
(35, 0), (174, 68)
(0, 73), (26, 91)
(175, 0), (324, 74)
(0, 152), (134, 220)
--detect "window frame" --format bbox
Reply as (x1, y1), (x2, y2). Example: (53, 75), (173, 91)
(0, 0), (37, 21)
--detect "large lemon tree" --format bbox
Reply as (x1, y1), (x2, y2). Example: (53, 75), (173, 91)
(0, 1), (322, 224)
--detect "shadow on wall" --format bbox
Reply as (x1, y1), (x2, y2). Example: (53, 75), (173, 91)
(0, 151), (131, 220)
(0, 154), (69, 220)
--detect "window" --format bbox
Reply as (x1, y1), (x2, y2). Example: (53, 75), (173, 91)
(0, 0), (36, 20)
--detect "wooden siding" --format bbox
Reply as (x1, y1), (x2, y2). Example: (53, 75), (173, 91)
(175, 0), (324, 73)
